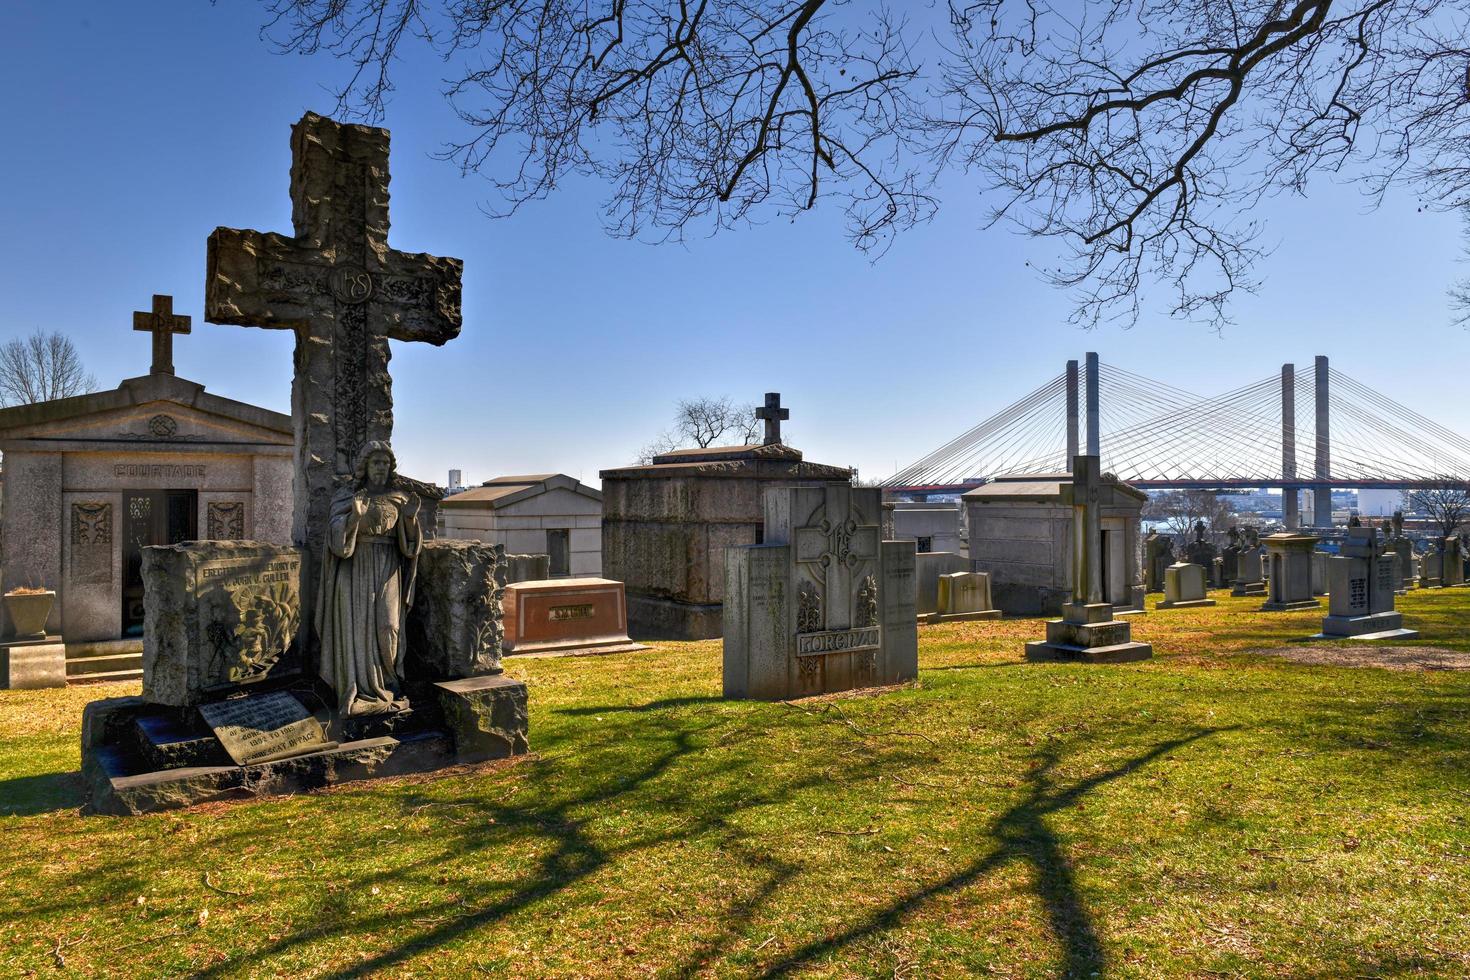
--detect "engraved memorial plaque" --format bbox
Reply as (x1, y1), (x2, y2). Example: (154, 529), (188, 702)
(197, 553), (303, 688)
(199, 690), (333, 765)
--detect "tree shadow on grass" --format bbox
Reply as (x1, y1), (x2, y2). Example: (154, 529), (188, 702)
(0, 770), (80, 816)
(752, 727), (1224, 979)
(557, 695), (725, 715)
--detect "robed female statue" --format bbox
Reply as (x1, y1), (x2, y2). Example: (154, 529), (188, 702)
(317, 441), (422, 716)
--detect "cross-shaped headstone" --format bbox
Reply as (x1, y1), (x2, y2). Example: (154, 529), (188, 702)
(205, 112), (463, 555)
(132, 294), (191, 376)
(794, 483), (881, 630)
(755, 392), (789, 445)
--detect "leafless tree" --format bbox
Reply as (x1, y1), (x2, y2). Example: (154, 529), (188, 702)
(0, 330), (97, 407)
(637, 395), (759, 462)
(1404, 480), (1470, 537)
(1453, 210), (1470, 328)
(1143, 489), (1238, 544)
(259, 0), (1470, 326)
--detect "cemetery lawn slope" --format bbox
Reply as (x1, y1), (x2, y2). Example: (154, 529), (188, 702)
(2, 588), (1468, 977)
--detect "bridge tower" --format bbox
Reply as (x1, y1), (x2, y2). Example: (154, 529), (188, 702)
(1066, 359), (1080, 469)
(1314, 355), (1331, 526)
(1281, 363), (1299, 528)
(1085, 351), (1100, 456)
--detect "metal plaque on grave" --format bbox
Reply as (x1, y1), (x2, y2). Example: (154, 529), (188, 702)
(198, 690), (334, 765)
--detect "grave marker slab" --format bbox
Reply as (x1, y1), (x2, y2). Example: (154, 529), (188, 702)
(198, 690), (333, 765)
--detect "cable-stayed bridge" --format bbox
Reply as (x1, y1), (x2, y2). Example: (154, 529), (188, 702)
(886, 355), (1470, 525)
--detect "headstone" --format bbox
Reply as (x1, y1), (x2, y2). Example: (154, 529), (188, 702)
(924, 571), (1001, 624)
(1219, 527), (1241, 588)
(1211, 555), (1226, 588)
(1260, 533), (1320, 611)
(1231, 527), (1267, 597)
(1421, 543), (1444, 588)
(1144, 531), (1175, 593)
(1158, 562), (1215, 608)
(1443, 537), (1465, 587)
(1024, 456), (1152, 663)
(723, 483), (917, 699)
(1310, 550), (1329, 595)
(1183, 520), (1217, 571)
(80, 113), (528, 816)
(501, 578), (649, 657)
(1313, 526), (1419, 641)
(915, 551), (968, 618)
(1386, 511), (1414, 593)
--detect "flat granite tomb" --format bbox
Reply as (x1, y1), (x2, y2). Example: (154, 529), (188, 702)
(1158, 562), (1215, 609)
(1311, 526), (1419, 642)
(81, 112), (528, 815)
(723, 482), (917, 699)
(1025, 456), (1152, 663)
(502, 577), (648, 657)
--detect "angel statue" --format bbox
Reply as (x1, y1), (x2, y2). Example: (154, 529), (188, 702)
(317, 441), (422, 716)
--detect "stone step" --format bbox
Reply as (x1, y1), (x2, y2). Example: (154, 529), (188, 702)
(65, 639), (143, 660)
(66, 652), (144, 677)
(69, 667), (143, 685)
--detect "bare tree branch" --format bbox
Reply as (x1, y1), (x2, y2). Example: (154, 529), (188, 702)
(0, 330), (97, 407)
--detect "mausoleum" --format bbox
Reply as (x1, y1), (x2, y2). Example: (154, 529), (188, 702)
(438, 473), (602, 577)
(0, 296), (292, 684)
(962, 470), (1146, 616)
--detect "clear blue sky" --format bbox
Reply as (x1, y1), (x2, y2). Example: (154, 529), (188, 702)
(2, 2), (1465, 487)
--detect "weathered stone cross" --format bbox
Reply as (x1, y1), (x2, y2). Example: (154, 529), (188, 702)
(1070, 455), (1104, 606)
(755, 391), (788, 445)
(133, 294), (191, 376)
(794, 483), (880, 630)
(205, 112), (463, 554)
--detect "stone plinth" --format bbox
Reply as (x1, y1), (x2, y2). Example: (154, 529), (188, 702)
(502, 578), (648, 657)
(601, 443), (851, 640)
(1024, 602), (1152, 663)
(915, 552), (969, 617)
(723, 483), (916, 700)
(142, 541), (306, 707)
(434, 675), (530, 761)
(1312, 528), (1418, 641)
(0, 637), (67, 689)
(922, 571), (1001, 624)
(1158, 563), (1215, 609)
(1261, 533), (1320, 611)
(406, 539), (508, 679)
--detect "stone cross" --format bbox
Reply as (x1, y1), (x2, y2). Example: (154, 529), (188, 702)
(205, 112), (463, 555)
(755, 392), (789, 445)
(1071, 455), (1104, 605)
(794, 483), (880, 630)
(132, 294), (191, 376)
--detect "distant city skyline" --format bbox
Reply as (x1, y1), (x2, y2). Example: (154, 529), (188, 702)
(3, 3), (1467, 490)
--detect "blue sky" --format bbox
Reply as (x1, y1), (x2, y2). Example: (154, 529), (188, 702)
(2, 2), (1465, 487)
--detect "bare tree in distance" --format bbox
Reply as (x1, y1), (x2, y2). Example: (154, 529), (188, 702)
(1143, 489), (1239, 545)
(260, 0), (1470, 327)
(1404, 480), (1470, 538)
(637, 396), (760, 464)
(0, 330), (97, 407)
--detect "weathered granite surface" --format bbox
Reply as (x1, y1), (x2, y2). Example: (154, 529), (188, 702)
(406, 539), (508, 680)
(435, 675), (530, 762)
(142, 541), (305, 706)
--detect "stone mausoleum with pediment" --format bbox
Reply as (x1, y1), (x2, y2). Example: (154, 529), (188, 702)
(0, 296), (292, 683)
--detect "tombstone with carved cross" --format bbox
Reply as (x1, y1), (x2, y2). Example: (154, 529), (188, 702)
(723, 482), (917, 699)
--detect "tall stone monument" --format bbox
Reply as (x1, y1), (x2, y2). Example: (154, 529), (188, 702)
(1143, 531), (1175, 594)
(1385, 511), (1413, 592)
(1312, 525), (1419, 641)
(723, 483), (917, 699)
(81, 113), (527, 815)
(1219, 527), (1242, 589)
(1024, 457), (1152, 663)
(1183, 520), (1217, 571)
(1260, 532), (1320, 611)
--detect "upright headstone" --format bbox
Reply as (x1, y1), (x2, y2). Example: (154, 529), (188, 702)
(1260, 533), (1320, 611)
(1421, 542), (1444, 588)
(1384, 511), (1414, 593)
(1158, 562), (1215, 609)
(1144, 531), (1175, 594)
(1219, 527), (1241, 588)
(1310, 549), (1329, 595)
(1024, 456), (1152, 663)
(1442, 536), (1466, 587)
(723, 483), (917, 699)
(1314, 526), (1419, 641)
(1231, 527), (1267, 597)
(1183, 519), (1217, 572)
(915, 552), (969, 618)
(925, 571), (1001, 624)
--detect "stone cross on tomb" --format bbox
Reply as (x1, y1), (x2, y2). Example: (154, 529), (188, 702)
(1071, 455), (1105, 607)
(794, 483), (881, 630)
(755, 392), (789, 445)
(205, 112), (463, 553)
(133, 294), (191, 376)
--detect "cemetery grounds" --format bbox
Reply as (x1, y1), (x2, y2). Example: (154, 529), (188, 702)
(2, 590), (1468, 978)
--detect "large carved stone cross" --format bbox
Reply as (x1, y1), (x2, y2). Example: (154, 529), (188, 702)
(133, 294), (191, 376)
(755, 392), (789, 445)
(205, 112), (463, 554)
(794, 483), (880, 630)
(1071, 455), (1104, 605)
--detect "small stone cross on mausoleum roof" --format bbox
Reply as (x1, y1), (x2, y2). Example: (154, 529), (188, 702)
(756, 392), (789, 445)
(205, 112), (464, 554)
(132, 294), (191, 375)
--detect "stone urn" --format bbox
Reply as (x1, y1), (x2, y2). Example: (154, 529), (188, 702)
(4, 590), (55, 640)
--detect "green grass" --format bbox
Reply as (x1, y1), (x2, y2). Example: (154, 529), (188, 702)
(2, 590), (1469, 978)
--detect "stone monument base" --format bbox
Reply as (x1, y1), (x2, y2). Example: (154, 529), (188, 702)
(1024, 603), (1153, 664)
(1261, 598), (1320, 612)
(1310, 611), (1420, 642)
(503, 578), (650, 658)
(1231, 581), (1267, 597)
(1157, 597), (1216, 609)
(81, 674), (529, 815)
(0, 636), (67, 690)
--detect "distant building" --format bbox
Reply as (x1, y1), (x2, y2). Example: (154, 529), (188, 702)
(447, 468), (463, 490)
(437, 474), (602, 577)
(888, 500), (965, 555)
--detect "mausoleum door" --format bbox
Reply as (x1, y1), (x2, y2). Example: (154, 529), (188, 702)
(121, 490), (199, 635)
(547, 529), (570, 578)
(1099, 529), (1112, 603)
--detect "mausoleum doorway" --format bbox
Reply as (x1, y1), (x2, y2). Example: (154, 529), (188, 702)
(121, 490), (198, 635)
